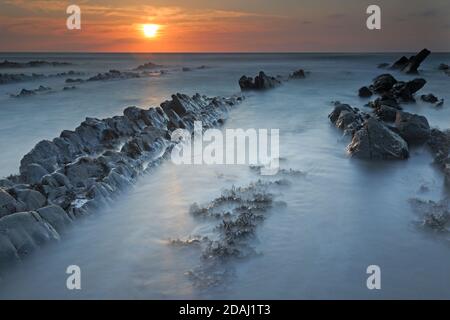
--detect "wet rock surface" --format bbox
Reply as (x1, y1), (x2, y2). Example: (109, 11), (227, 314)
(0, 92), (243, 273)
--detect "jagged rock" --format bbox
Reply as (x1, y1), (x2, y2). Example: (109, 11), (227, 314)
(390, 49), (431, 73)
(374, 105), (398, 122)
(64, 157), (109, 188)
(402, 49), (431, 74)
(289, 69), (306, 79)
(421, 94), (439, 103)
(15, 189), (46, 211)
(24, 163), (48, 184)
(392, 78), (426, 102)
(0, 60), (72, 68)
(328, 103), (354, 124)
(36, 205), (72, 233)
(358, 86), (372, 97)
(0, 188), (22, 218)
(348, 118), (409, 160)
(239, 71), (281, 90)
(427, 129), (450, 167)
(0, 211), (59, 262)
(372, 74), (397, 93)
(395, 111), (430, 144)
(133, 62), (161, 71)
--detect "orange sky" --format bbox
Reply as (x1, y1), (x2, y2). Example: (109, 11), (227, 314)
(0, 0), (449, 52)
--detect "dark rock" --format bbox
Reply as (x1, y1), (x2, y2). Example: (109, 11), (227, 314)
(402, 49), (431, 74)
(0, 60), (72, 69)
(427, 129), (450, 167)
(0, 188), (22, 218)
(395, 111), (431, 144)
(24, 163), (48, 184)
(372, 74), (397, 93)
(438, 63), (449, 71)
(377, 63), (390, 69)
(133, 62), (161, 71)
(421, 94), (439, 103)
(358, 86), (372, 97)
(289, 69), (306, 79)
(348, 118), (409, 160)
(374, 105), (398, 122)
(391, 56), (410, 70)
(328, 103), (354, 124)
(239, 71), (281, 90)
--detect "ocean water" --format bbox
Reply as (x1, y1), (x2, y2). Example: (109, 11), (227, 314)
(0, 53), (450, 299)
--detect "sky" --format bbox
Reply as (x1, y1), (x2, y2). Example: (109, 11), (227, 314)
(0, 0), (449, 52)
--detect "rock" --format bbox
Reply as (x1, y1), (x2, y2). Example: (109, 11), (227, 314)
(391, 56), (410, 70)
(438, 63), (449, 71)
(372, 74), (397, 93)
(377, 63), (390, 69)
(289, 69), (306, 79)
(392, 78), (426, 102)
(24, 163), (49, 184)
(348, 118), (409, 160)
(328, 103), (354, 124)
(238, 71), (281, 90)
(0, 188), (21, 218)
(358, 86), (372, 97)
(402, 49), (431, 74)
(374, 105), (398, 122)
(133, 62), (161, 71)
(182, 67), (192, 72)
(36, 205), (72, 234)
(0, 179), (14, 188)
(421, 94), (439, 103)
(427, 129), (450, 167)
(0, 60), (72, 69)
(15, 189), (46, 211)
(64, 157), (109, 188)
(0, 211), (59, 260)
(395, 111), (431, 144)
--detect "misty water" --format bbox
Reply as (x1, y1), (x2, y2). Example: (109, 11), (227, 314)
(0, 53), (450, 299)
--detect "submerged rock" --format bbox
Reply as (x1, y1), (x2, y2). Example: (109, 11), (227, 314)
(289, 69), (306, 79)
(348, 118), (409, 160)
(421, 93), (439, 103)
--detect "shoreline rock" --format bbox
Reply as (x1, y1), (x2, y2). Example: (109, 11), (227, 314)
(239, 71), (281, 90)
(0, 92), (243, 274)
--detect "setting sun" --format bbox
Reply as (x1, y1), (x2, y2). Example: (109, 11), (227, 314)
(142, 24), (160, 38)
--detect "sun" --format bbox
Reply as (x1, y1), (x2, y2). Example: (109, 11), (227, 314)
(142, 24), (160, 38)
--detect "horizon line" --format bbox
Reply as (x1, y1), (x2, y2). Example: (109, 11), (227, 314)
(1, 50), (449, 54)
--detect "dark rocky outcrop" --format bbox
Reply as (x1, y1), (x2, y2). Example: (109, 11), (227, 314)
(289, 69), (306, 79)
(0, 92), (243, 273)
(10, 86), (51, 98)
(395, 112), (431, 144)
(133, 62), (161, 71)
(358, 86), (372, 97)
(421, 93), (438, 103)
(0, 60), (72, 69)
(239, 71), (281, 90)
(348, 118), (409, 160)
(389, 49), (431, 74)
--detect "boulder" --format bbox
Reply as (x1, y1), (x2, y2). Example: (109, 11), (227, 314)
(348, 118), (409, 160)
(0, 211), (59, 260)
(15, 189), (46, 211)
(24, 163), (48, 184)
(0, 188), (21, 217)
(391, 56), (410, 70)
(372, 74), (397, 93)
(358, 86), (372, 97)
(374, 105), (398, 122)
(395, 111), (431, 144)
(36, 205), (72, 234)
(328, 103), (354, 124)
